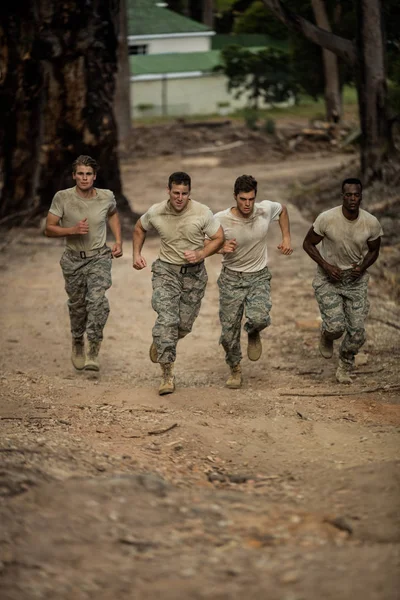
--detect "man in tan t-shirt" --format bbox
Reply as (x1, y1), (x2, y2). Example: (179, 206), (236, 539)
(45, 155), (123, 372)
(132, 171), (224, 396)
(303, 177), (383, 383)
(211, 174), (293, 389)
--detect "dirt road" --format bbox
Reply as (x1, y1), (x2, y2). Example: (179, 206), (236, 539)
(1, 154), (399, 600)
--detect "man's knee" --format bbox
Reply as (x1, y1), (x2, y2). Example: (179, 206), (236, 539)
(324, 327), (345, 340)
(349, 327), (366, 346)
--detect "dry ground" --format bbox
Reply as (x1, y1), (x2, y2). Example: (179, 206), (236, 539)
(0, 153), (399, 600)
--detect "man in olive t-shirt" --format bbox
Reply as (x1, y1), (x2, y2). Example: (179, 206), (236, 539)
(133, 171), (224, 396)
(45, 155), (123, 372)
(303, 177), (383, 384)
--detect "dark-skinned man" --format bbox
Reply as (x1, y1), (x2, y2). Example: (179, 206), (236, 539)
(303, 178), (383, 384)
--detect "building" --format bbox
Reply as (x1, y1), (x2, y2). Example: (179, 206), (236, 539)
(128, 0), (290, 118)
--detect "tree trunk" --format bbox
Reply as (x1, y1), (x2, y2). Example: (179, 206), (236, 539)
(0, 0), (132, 224)
(356, 0), (390, 182)
(311, 0), (342, 123)
(202, 0), (214, 28)
(261, 0), (391, 184)
(114, 0), (132, 151)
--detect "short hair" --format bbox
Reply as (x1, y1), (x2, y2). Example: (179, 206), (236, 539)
(168, 171), (191, 190)
(234, 175), (257, 196)
(342, 177), (362, 192)
(72, 155), (99, 174)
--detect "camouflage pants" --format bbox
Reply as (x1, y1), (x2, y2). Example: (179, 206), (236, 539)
(151, 259), (208, 364)
(218, 266), (272, 367)
(312, 267), (370, 367)
(60, 246), (112, 342)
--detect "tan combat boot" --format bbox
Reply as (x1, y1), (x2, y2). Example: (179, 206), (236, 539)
(335, 360), (352, 384)
(159, 363), (175, 395)
(247, 331), (262, 361)
(71, 337), (85, 370)
(319, 332), (334, 359)
(85, 341), (101, 371)
(226, 364), (242, 389)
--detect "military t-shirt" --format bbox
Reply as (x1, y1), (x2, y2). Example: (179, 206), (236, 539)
(313, 206), (383, 270)
(140, 199), (220, 265)
(49, 187), (116, 253)
(215, 200), (282, 273)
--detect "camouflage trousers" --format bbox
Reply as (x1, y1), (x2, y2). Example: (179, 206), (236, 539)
(218, 266), (272, 367)
(312, 267), (370, 367)
(151, 259), (208, 364)
(60, 246), (112, 342)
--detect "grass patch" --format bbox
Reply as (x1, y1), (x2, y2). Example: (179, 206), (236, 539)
(132, 86), (359, 126)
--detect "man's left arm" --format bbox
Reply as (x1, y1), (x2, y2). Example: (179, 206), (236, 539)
(350, 237), (381, 279)
(277, 204), (293, 256)
(184, 226), (225, 264)
(108, 211), (123, 258)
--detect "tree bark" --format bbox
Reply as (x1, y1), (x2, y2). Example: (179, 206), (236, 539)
(0, 0), (132, 224)
(114, 0), (132, 151)
(311, 0), (342, 123)
(202, 0), (214, 28)
(356, 0), (389, 182)
(261, 0), (391, 184)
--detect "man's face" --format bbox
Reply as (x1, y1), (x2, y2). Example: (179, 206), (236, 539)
(73, 165), (96, 191)
(342, 183), (362, 213)
(168, 183), (191, 212)
(234, 190), (256, 218)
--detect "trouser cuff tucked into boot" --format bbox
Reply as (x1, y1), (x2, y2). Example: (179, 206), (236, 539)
(71, 337), (85, 370)
(226, 364), (242, 389)
(85, 341), (101, 372)
(159, 363), (175, 395)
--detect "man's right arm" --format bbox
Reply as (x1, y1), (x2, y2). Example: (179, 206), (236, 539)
(303, 226), (342, 282)
(45, 212), (89, 237)
(132, 218), (148, 270)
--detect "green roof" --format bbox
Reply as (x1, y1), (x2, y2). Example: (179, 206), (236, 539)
(130, 50), (221, 75)
(212, 34), (288, 52)
(127, 0), (212, 36)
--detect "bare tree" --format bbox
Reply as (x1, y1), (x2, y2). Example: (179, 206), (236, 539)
(0, 0), (132, 224)
(261, 0), (391, 183)
(311, 0), (341, 124)
(203, 0), (214, 28)
(115, 0), (132, 151)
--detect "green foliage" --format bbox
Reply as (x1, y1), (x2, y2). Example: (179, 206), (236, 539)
(233, 1), (288, 39)
(263, 118), (276, 134)
(217, 45), (297, 109)
(242, 107), (259, 130)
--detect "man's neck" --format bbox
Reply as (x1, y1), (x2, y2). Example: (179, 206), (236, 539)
(75, 186), (96, 199)
(231, 207), (253, 220)
(342, 206), (359, 221)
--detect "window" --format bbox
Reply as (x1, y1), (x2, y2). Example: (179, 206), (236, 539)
(129, 45), (148, 56)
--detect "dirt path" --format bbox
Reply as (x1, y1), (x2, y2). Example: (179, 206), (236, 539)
(1, 154), (399, 600)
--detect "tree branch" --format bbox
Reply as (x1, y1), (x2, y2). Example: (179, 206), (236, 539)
(261, 0), (357, 66)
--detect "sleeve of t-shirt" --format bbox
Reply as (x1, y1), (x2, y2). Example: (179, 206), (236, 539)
(48, 192), (64, 218)
(140, 206), (154, 231)
(259, 200), (282, 222)
(203, 209), (221, 238)
(313, 212), (327, 237)
(107, 192), (117, 215)
(368, 218), (384, 241)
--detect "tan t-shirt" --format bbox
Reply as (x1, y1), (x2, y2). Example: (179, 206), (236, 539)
(215, 200), (282, 272)
(49, 187), (116, 252)
(140, 199), (220, 265)
(313, 206), (383, 270)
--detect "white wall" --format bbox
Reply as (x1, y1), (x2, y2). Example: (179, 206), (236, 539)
(131, 73), (293, 118)
(129, 35), (211, 55)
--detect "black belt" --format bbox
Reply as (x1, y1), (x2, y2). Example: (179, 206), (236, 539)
(160, 260), (204, 274)
(66, 245), (107, 259)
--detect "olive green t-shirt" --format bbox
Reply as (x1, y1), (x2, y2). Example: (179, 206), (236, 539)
(140, 199), (220, 265)
(49, 187), (116, 252)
